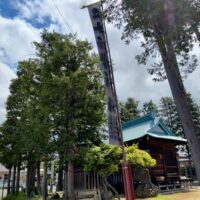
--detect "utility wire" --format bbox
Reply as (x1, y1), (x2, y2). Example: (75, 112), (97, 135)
(50, 0), (74, 34)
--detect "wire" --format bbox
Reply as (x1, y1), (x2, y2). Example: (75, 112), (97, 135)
(50, 0), (74, 34)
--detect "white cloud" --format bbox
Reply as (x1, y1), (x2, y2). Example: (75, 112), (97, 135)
(0, 62), (16, 125)
(0, 16), (41, 65)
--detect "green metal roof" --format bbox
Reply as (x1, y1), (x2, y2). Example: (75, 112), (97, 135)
(122, 113), (187, 143)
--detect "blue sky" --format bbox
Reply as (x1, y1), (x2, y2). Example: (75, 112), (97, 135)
(0, 0), (200, 124)
(0, 1), (19, 19)
(0, 0), (54, 28)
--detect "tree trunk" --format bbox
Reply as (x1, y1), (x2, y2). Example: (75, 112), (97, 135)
(26, 164), (36, 198)
(16, 165), (21, 195)
(1, 175), (5, 199)
(42, 160), (48, 200)
(37, 161), (41, 195)
(63, 165), (68, 200)
(11, 165), (16, 195)
(26, 165), (30, 198)
(57, 154), (64, 191)
(30, 166), (36, 197)
(67, 160), (75, 200)
(154, 24), (200, 184)
(7, 167), (12, 195)
(50, 161), (54, 193)
(103, 177), (121, 200)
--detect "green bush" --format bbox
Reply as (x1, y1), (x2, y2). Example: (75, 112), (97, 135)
(126, 144), (156, 168)
(3, 192), (25, 200)
(84, 144), (122, 176)
(84, 144), (156, 177)
(3, 192), (42, 200)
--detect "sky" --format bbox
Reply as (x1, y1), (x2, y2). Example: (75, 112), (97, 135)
(0, 0), (200, 124)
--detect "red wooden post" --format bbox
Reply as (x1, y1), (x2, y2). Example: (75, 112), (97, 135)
(122, 162), (135, 200)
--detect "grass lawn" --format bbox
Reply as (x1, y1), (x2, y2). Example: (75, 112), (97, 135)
(145, 194), (176, 200)
(145, 189), (200, 200)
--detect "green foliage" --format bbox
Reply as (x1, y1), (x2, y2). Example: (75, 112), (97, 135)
(143, 100), (158, 115)
(0, 30), (106, 197)
(186, 93), (200, 140)
(104, 0), (200, 81)
(84, 144), (156, 176)
(159, 96), (183, 137)
(84, 144), (122, 176)
(126, 145), (156, 168)
(159, 94), (200, 139)
(2, 193), (42, 200)
(33, 31), (106, 163)
(120, 97), (140, 122)
(3, 192), (25, 200)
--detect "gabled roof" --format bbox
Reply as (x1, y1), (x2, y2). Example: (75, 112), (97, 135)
(122, 113), (187, 143)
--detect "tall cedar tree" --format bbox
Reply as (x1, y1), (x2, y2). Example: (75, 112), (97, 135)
(16, 60), (53, 198)
(186, 94), (200, 140)
(33, 31), (105, 200)
(159, 97), (183, 137)
(143, 100), (158, 115)
(0, 77), (28, 195)
(104, 0), (200, 182)
(120, 97), (140, 122)
(0, 60), (53, 198)
(159, 95), (200, 139)
(0, 31), (106, 199)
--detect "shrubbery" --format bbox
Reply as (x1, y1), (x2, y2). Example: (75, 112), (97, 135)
(3, 192), (42, 200)
(84, 144), (156, 176)
(3, 192), (25, 200)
